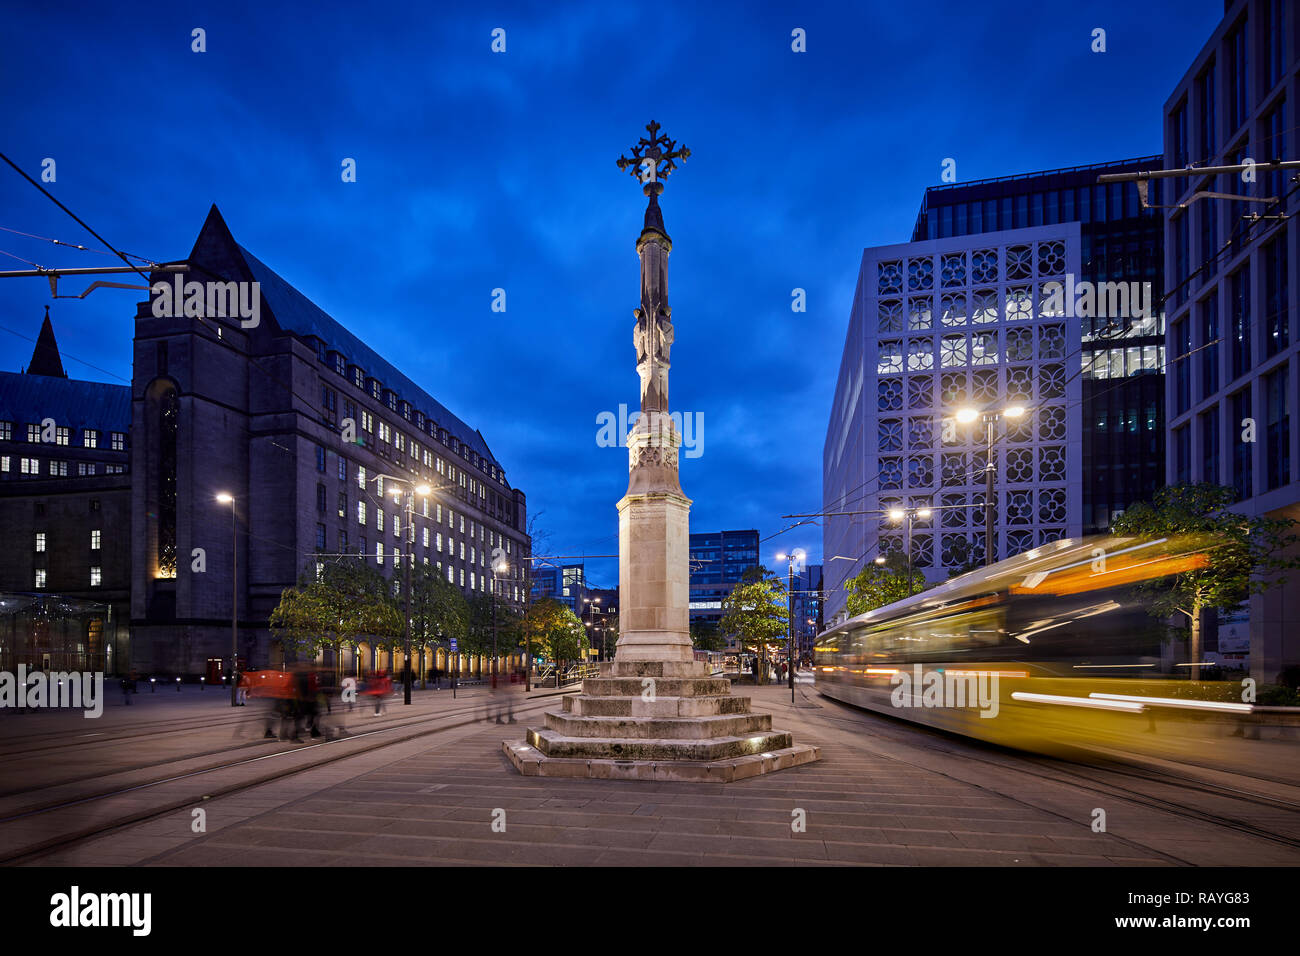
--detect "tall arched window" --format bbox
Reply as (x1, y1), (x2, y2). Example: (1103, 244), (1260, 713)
(157, 387), (179, 578)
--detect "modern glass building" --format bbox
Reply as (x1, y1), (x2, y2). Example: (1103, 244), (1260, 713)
(688, 529), (759, 633)
(1163, 0), (1299, 682)
(824, 158), (1169, 623)
(912, 158), (1167, 533)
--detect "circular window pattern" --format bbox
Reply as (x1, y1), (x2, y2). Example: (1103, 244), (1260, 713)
(878, 261), (903, 295)
(908, 297), (933, 330)
(940, 371), (967, 405)
(908, 455), (934, 487)
(941, 334), (968, 367)
(941, 454), (967, 486)
(971, 332), (998, 366)
(879, 456), (903, 489)
(907, 257), (934, 291)
(1007, 365), (1033, 401)
(1038, 488), (1067, 523)
(1006, 327), (1033, 361)
(878, 418), (903, 452)
(940, 253), (966, 288)
(1006, 447), (1033, 483)
(1006, 244), (1033, 279)
(1007, 410), (1033, 442)
(1005, 286), (1033, 322)
(911, 533), (934, 567)
(877, 340), (902, 374)
(1038, 445), (1066, 481)
(908, 338), (935, 371)
(972, 249), (998, 284)
(1007, 490), (1032, 525)
(941, 533), (976, 567)
(908, 374), (932, 409)
(880, 534), (904, 557)
(908, 416), (934, 448)
(940, 293), (968, 327)
(1007, 530), (1033, 556)
(1037, 240), (1066, 276)
(973, 368), (998, 403)
(1038, 528), (1066, 547)
(972, 289), (998, 323)
(1038, 405), (1066, 441)
(1038, 323), (1066, 359)
(941, 494), (966, 524)
(878, 299), (904, 333)
(1040, 363), (1066, 399)
(878, 377), (903, 411)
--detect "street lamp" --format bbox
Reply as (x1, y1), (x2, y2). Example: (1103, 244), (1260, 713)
(955, 405), (1026, 566)
(371, 474), (431, 705)
(774, 548), (805, 703)
(215, 492), (239, 706)
(492, 555), (508, 689)
(884, 506), (931, 596)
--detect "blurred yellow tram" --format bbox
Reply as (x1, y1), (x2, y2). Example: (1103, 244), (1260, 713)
(813, 535), (1263, 757)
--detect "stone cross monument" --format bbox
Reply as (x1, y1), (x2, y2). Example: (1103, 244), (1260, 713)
(503, 123), (819, 781)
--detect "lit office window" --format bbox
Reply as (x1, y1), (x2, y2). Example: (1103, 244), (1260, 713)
(91, 530), (101, 550)
(90, 567), (102, 587)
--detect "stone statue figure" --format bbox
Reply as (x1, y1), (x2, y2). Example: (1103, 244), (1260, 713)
(633, 307), (673, 413)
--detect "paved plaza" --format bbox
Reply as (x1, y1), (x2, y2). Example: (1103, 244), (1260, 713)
(17, 683), (1298, 867)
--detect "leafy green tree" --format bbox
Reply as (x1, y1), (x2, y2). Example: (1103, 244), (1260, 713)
(845, 553), (928, 617)
(269, 556), (401, 677)
(719, 566), (788, 684)
(397, 562), (468, 685)
(523, 598), (589, 677)
(1112, 483), (1300, 680)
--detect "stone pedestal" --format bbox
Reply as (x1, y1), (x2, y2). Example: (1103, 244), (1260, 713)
(503, 660), (819, 781)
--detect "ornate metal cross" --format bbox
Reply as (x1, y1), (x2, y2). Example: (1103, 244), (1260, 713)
(616, 120), (690, 186)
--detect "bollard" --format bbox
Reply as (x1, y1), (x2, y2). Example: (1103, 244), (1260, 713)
(176, 676), (181, 692)
(200, 677), (205, 691)
(151, 677), (156, 693)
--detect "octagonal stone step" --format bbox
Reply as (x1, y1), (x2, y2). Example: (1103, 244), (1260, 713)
(562, 694), (752, 718)
(526, 726), (794, 761)
(581, 677), (732, 698)
(601, 660), (713, 679)
(543, 710), (772, 739)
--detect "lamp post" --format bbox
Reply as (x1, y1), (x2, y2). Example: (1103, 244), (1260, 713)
(775, 548), (805, 703)
(372, 474), (431, 705)
(885, 506), (932, 595)
(216, 493), (238, 706)
(492, 555), (508, 687)
(956, 405), (1025, 566)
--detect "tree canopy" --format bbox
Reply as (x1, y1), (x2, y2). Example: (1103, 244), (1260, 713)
(845, 553), (927, 617)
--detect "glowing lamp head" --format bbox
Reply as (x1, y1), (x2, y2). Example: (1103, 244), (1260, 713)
(216, 493), (233, 504)
(874, 556), (887, 565)
(887, 509), (905, 521)
(415, 484), (432, 496)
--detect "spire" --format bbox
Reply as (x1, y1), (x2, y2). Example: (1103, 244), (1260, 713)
(27, 306), (67, 378)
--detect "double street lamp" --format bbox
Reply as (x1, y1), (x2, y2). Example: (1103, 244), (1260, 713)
(775, 548), (806, 703)
(885, 505), (932, 596)
(954, 404), (1026, 566)
(491, 554), (508, 688)
(372, 474), (431, 705)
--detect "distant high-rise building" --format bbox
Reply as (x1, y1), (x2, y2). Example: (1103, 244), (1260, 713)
(1162, 0), (1300, 681)
(688, 529), (759, 640)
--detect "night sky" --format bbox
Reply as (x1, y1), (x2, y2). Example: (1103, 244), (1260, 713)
(0, 1), (1221, 589)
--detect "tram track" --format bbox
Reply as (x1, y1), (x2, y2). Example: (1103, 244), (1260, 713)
(802, 689), (1300, 859)
(0, 694), (560, 865)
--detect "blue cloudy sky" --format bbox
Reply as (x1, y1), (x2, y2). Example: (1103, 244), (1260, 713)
(0, 0), (1222, 588)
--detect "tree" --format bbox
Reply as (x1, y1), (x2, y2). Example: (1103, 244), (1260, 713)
(845, 553), (928, 617)
(397, 562), (468, 685)
(523, 598), (588, 679)
(268, 556), (401, 678)
(719, 566), (788, 684)
(1112, 483), (1300, 680)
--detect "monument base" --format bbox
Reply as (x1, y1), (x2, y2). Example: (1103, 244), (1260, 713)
(504, 660), (820, 782)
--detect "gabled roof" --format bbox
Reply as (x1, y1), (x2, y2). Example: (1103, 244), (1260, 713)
(0, 370), (130, 436)
(186, 206), (501, 470)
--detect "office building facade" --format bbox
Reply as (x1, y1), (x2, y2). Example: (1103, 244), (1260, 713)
(1163, 0), (1299, 681)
